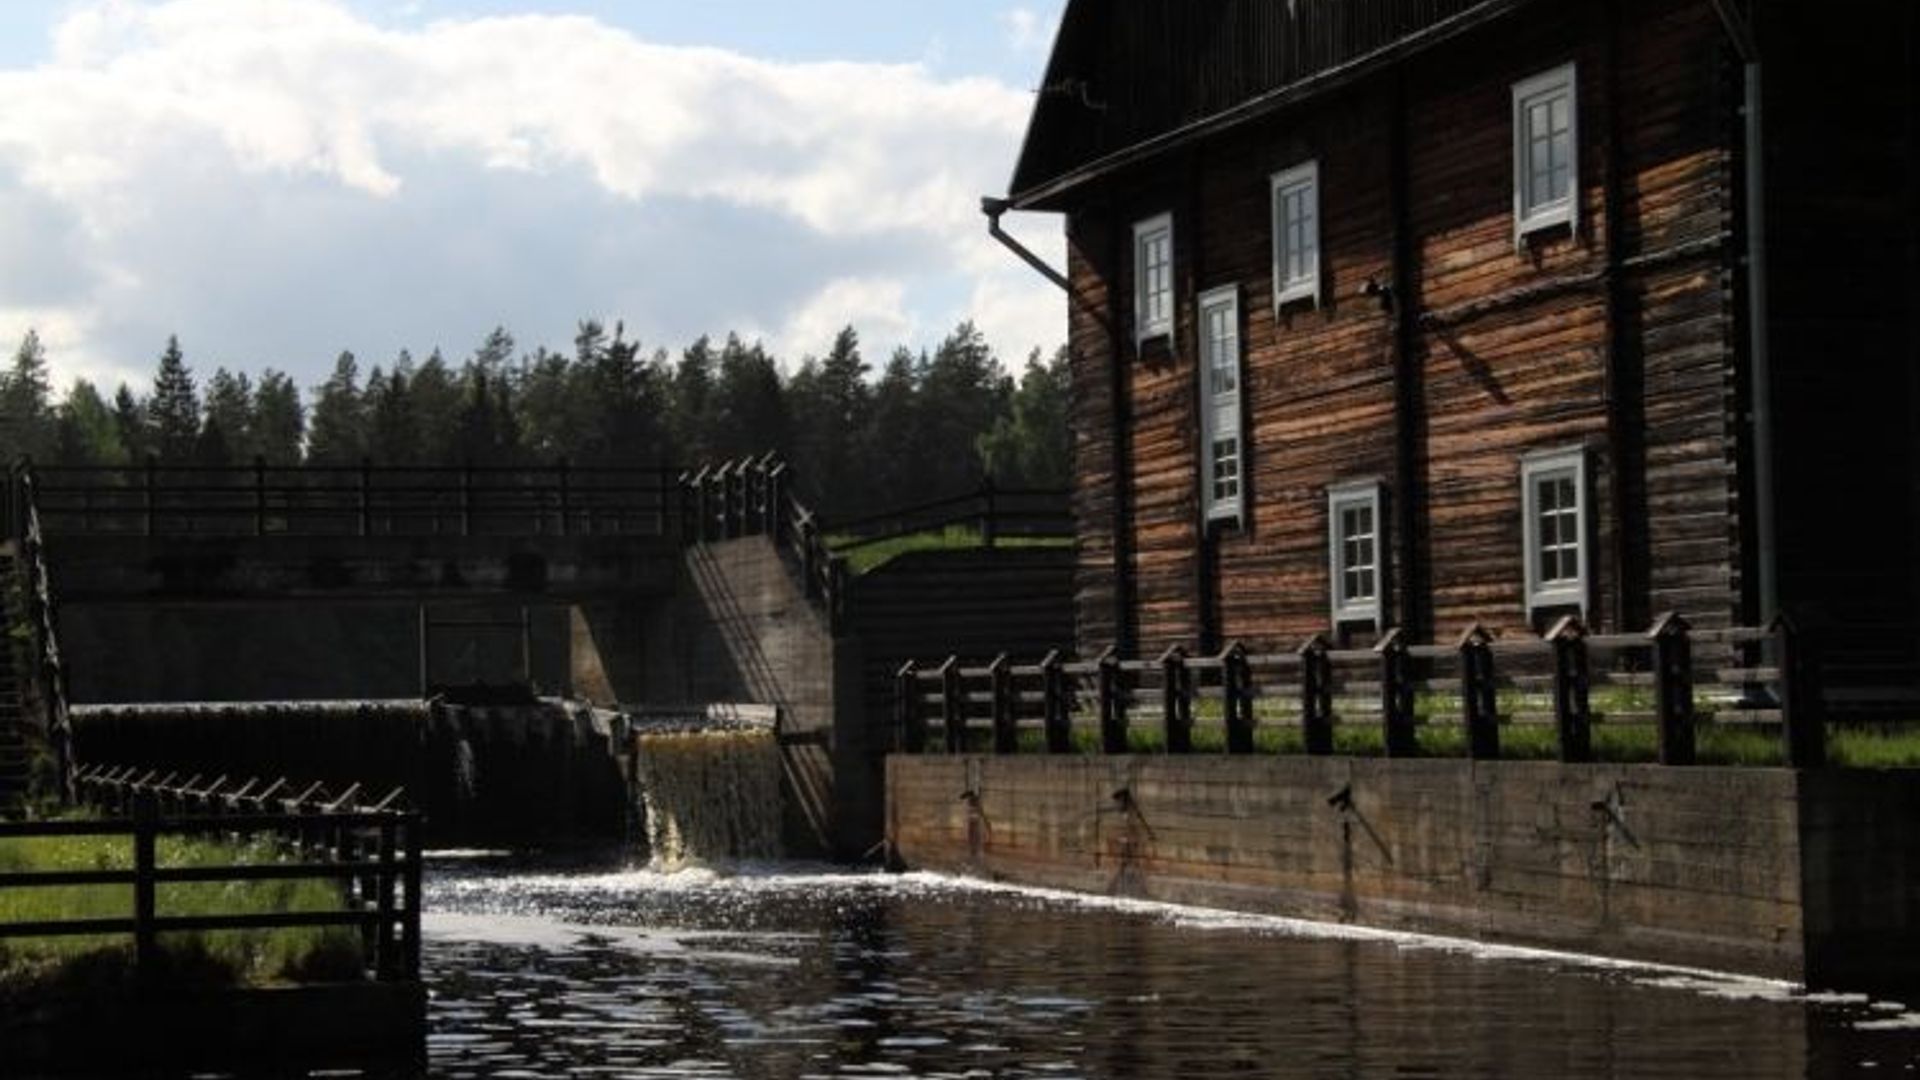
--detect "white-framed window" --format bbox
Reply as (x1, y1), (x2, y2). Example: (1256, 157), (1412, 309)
(1270, 160), (1321, 309)
(1198, 285), (1243, 525)
(1512, 63), (1578, 243)
(1133, 213), (1174, 343)
(1328, 480), (1384, 626)
(1522, 448), (1588, 615)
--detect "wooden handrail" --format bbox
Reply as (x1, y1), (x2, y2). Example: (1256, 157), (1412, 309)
(896, 617), (1825, 765)
(0, 803), (423, 982)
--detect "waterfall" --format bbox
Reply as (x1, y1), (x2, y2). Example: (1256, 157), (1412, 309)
(631, 721), (784, 870)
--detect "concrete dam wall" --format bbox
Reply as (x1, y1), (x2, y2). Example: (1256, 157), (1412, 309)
(888, 755), (1920, 995)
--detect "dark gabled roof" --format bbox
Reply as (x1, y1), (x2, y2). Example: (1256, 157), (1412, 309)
(1006, 0), (1533, 210)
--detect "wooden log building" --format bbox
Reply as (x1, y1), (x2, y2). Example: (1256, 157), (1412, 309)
(988, 0), (1919, 711)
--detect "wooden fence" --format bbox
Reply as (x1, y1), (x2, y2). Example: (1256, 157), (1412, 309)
(0, 779), (422, 982)
(677, 454), (1071, 634)
(9, 459), (680, 539)
(896, 614), (1826, 768)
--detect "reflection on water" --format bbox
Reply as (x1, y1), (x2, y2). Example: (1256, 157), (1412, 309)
(411, 859), (1920, 1080)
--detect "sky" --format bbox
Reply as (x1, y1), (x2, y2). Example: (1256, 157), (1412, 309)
(0, 0), (1067, 394)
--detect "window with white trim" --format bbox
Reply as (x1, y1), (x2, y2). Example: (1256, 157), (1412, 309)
(1133, 213), (1173, 343)
(1198, 285), (1243, 524)
(1522, 449), (1588, 614)
(1270, 161), (1320, 309)
(1328, 481), (1384, 626)
(1512, 63), (1578, 242)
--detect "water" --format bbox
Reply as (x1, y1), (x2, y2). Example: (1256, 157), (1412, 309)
(411, 858), (1920, 1079)
(630, 730), (783, 870)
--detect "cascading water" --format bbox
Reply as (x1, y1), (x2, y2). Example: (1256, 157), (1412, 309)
(629, 709), (784, 869)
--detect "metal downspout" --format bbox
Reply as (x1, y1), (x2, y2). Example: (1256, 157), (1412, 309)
(1710, 0), (1778, 621)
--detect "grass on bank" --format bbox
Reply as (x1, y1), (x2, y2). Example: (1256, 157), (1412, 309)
(0, 827), (363, 998)
(943, 712), (1920, 768)
(828, 525), (1072, 575)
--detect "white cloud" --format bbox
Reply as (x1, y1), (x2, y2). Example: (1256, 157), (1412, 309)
(1001, 8), (1050, 54)
(0, 0), (1066, 390)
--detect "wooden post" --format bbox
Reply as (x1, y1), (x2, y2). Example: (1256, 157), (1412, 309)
(897, 660), (925, 753)
(132, 798), (158, 978)
(376, 818), (398, 980)
(1547, 615), (1593, 764)
(1774, 614), (1825, 768)
(253, 455), (268, 536)
(1222, 643), (1254, 754)
(766, 460), (787, 541)
(519, 606), (534, 686)
(980, 476), (998, 549)
(417, 604), (430, 697)
(989, 654), (1017, 754)
(460, 461), (474, 537)
(1040, 650), (1071, 753)
(1097, 648), (1126, 754)
(1376, 629), (1417, 757)
(1649, 612), (1696, 766)
(557, 457), (571, 537)
(1459, 623), (1500, 760)
(359, 458), (374, 537)
(826, 556), (848, 636)
(1160, 646), (1191, 753)
(1299, 635), (1334, 755)
(940, 656), (965, 754)
(401, 814), (422, 979)
(799, 515), (820, 599)
(143, 453), (157, 537)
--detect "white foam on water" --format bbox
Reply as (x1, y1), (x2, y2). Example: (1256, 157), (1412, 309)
(423, 911), (799, 968)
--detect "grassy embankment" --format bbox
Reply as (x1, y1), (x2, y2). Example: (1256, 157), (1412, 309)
(829, 525), (1071, 575)
(980, 692), (1920, 767)
(0, 828), (361, 997)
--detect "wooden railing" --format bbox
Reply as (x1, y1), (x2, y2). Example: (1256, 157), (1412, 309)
(12, 459), (681, 538)
(675, 454), (1074, 635)
(896, 614), (1826, 768)
(679, 455), (849, 632)
(7, 465), (74, 804)
(0, 801), (423, 983)
(826, 479), (1071, 555)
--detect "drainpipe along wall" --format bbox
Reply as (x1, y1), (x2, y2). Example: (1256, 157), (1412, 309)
(1709, 0), (1779, 623)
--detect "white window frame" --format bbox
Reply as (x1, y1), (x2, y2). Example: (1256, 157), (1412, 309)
(1328, 480), (1384, 627)
(1133, 213), (1174, 344)
(1197, 284), (1244, 526)
(1270, 160), (1321, 310)
(1521, 447), (1588, 616)
(1511, 62), (1579, 244)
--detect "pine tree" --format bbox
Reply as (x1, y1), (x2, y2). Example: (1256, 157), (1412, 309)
(111, 384), (149, 463)
(710, 334), (788, 463)
(0, 329), (56, 463)
(203, 368), (256, 463)
(252, 370), (305, 465)
(979, 346), (1071, 489)
(672, 335), (716, 462)
(53, 380), (127, 467)
(306, 351), (365, 465)
(365, 366), (417, 463)
(149, 335), (201, 464)
(409, 349), (463, 464)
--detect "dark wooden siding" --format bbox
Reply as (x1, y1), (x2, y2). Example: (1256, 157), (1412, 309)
(1061, 0), (1748, 654)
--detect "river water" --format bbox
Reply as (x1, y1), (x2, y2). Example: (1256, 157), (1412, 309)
(408, 857), (1920, 1079)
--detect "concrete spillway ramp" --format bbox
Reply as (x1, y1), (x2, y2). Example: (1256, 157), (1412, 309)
(627, 704), (784, 869)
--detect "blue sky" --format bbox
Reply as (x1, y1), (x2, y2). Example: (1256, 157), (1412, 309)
(0, 0), (1066, 393)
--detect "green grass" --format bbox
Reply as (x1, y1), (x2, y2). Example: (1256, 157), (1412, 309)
(0, 828), (363, 997)
(828, 525), (1071, 575)
(948, 712), (1920, 768)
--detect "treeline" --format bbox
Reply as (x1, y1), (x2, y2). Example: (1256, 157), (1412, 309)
(0, 321), (1069, 520)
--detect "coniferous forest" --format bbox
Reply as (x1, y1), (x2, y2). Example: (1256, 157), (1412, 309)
(0, 321), (1069, 521)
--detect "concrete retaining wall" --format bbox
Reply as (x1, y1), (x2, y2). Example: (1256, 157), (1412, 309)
(887, 755), (1920, 993)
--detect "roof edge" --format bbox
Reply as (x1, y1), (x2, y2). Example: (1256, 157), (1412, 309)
(1004, 0), (1537, 213)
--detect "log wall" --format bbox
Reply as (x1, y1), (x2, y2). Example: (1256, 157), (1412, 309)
(1061, 0), (1746, 653)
